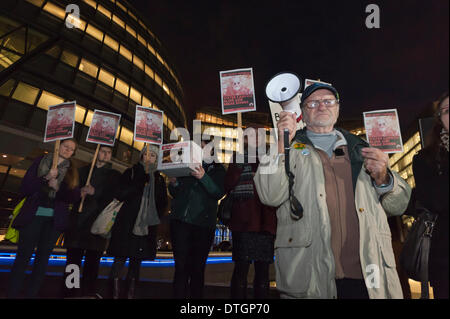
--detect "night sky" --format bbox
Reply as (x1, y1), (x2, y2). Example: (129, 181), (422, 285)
(127, 0), (449, 132)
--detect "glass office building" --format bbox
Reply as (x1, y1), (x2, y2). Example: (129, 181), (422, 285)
(0, 0), (187, 235)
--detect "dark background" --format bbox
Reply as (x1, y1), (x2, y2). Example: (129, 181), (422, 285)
(127, 0), (449, 131)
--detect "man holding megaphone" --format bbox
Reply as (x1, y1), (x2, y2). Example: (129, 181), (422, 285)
(254, 82), (411, 299)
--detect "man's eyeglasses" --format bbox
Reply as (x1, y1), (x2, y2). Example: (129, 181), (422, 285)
(304, 99), (339, 109)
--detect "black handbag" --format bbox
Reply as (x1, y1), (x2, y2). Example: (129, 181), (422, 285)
(399, 207), (437, 299)
(217, 193), (233, 226)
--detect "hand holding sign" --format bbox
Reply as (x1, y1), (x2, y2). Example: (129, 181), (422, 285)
(361, 147), (390, 186)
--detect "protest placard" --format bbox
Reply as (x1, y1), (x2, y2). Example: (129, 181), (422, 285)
(44, 101), (76, 143)
(134, 106), (163, 145)
(220, 68), (256, 115)
(363, 109), (404, 153)
(86, 110), (121, 146)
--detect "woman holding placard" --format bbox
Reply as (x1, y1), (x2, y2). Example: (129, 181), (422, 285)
(107, 144), (168, 299)
(7, 138), (80, 298)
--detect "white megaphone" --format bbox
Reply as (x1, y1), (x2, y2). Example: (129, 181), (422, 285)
(265, 72), (302, 120)
(265, 72), (305, 220)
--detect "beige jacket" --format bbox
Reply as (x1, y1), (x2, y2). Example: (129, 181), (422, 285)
(254, 129), (411, 299)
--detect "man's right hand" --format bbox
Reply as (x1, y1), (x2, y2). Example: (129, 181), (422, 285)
(277, 111), (297, 153)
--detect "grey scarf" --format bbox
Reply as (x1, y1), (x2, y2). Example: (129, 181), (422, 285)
(37, 153), (70, 198)
(132, 161), (159, 236)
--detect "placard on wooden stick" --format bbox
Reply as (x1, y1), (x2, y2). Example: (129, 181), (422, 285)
(44, 101), (76, 169)
(79, 110), (121, 212)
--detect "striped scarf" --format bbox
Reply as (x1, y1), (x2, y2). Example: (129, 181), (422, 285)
(232, 153), (255, 200)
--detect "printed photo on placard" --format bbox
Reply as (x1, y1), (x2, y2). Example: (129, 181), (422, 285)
(363, 109), (404, 153)
(86, 110), (121, 146)
(220, 68), (256, 115)
(44, 101), (76, 142)
(134, 106), (163, 145)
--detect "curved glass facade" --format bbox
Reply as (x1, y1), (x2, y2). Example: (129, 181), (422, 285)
(0, 0), (187, 230)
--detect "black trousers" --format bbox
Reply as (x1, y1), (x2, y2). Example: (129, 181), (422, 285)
(109, 257), (142, 281)
(230, 261), (270, 299)
(7, 216), (61, 298)
(62, 248), (103, 297)
(335, 278), (369, 299)
(170, 219), (215, 299)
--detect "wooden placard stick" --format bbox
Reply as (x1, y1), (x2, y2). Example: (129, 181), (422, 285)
(52, 140), (61, 169)
(237, 112), (243, 154)
(146, 142), (150, 174)
(78, 144), (100, 212)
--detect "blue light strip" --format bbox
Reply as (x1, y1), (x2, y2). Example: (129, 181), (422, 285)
(0, 252), (233, 268)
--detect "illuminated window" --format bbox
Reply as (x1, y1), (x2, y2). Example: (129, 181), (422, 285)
(128, 11), (137, 21)
(116, 1), (127, 12)
(144, 64), (154, 79)
(142, 96), (152, 107)
(0, 79), (15, 97)
(12, 82), (39, 105)
(84, 110), (94, 126)
(79, 59), (98, 78)
(156, 53), (165, 66)
(133, 55), (144, 70)
(154, 73), (162, 87)
(119, 45), (132, 62)
(97, 5), (112, 19)
(36, 91), (64, 110)
(26, 0), (45, 7)
(115, 125), (121, 139)
(66, 14), (86, 31)
(43, 2), (66, 20)
(163, 114), (168, 126)
(134, 140), (144, 150)
(129, 86), (142, 104)
(147, 43), (155, 55)
(125, 24), (136, 38)
(86, 24), (104, 42)
(120, 127), (133, 145)
(162, 82), (170, 95)
(103, 34), (119, 52)
(75, 105), (86, 123)
(112, 15), (125, 28)
(168, 119), (174, 130)
(153, 104), (159, 111)
(98, 68), (115, 87)
(137, 34), (146, 47)
(60, 50), (79, 68)
(83, 0), (96, 9)
(115, 78), (129, 97)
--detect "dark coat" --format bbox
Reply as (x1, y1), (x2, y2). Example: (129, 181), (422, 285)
(412, 147), (449, 285)
(224, 159), (277, 235)
(12, 156), (81, 232)
(107, 162), (168, 260)
(64, 163), (121, 252)
(168, 162), (225, 229)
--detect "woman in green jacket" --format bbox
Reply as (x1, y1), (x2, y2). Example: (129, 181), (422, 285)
(168, 140), (225, 299)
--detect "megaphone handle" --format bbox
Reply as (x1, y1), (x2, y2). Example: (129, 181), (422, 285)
(283, 129), (290, 153)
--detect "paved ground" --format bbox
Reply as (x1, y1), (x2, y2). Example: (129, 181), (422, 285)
(0, 244), (279, 299)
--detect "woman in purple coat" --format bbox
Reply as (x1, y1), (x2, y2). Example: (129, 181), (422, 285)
(7, 138), (80, 298)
